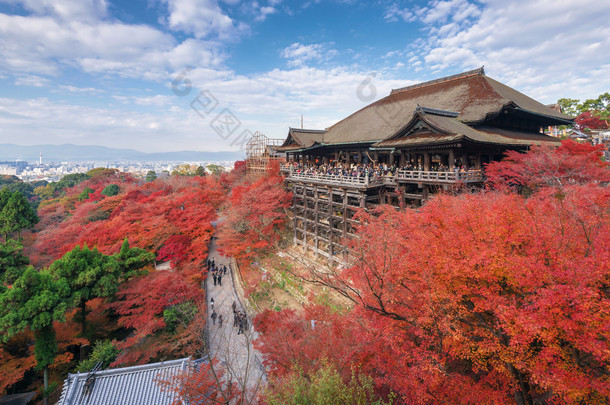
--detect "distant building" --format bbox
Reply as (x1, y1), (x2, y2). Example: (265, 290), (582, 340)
(57, 357), (207, 405)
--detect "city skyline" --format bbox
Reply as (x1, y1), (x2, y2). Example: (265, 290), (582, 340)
(0, 0), (608, 153)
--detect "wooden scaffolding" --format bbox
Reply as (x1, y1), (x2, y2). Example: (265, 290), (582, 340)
(245, 131), (285, 174)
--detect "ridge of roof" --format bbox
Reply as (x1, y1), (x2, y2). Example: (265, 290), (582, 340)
(65, 357), (191, 379)
(416, 106), (460, 117)
(289, 127), (327, 133)
(390, 67), (485, 95)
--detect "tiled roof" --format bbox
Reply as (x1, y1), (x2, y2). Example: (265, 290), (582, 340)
(374, 108), (561, 148)
(315, 68), (572, 145)
(57, 357), (205, 405)
(277, 128), (326, 151)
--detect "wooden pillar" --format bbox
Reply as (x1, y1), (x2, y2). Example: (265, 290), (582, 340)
(342, 190), (348, 240)
(423, 152), (430, 171)
(293, 187), (298, 244)
(476, 152), (481, 169)
(302, 186), (307, 247)
(334, 151), (339, 163)
(313, 186), (319, 257)
(373, 151), (379, 163)
(449, 149), (455, 171)
(400, 150), (406, 166)
(389, 152), (395, 165)
(357, 151), (362, 164)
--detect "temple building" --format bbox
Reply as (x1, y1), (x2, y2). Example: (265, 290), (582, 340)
(273, 67), (573, 260)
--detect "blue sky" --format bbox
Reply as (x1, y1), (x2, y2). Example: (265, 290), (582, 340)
(0, 0), (608, 153)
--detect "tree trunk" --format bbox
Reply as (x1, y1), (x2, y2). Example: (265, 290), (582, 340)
(80, 300), (87, 337)
(43, 366), (48, 405)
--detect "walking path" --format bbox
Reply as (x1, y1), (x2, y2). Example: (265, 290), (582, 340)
(206, 239), (266, 402)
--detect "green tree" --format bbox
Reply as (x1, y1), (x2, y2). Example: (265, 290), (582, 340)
(0, 188), (10, 212)
(49, 245), (120, 337)
(77, 187), (94, 201)
(264, 362), (393, 405)
(194, 166), (207, 177)
(558, 93), (610, 121)
(0, 267), (69, 402)
(101, 184), (120, 197)
(0, 191), (39, 241)
(76, 340), (119, 373)
(54, 173), (90, 191)
(0, 239), (29, 284)
(113, 237), (155, 279)
(145, 170), (157, 182)
(206, 164), (224, 175)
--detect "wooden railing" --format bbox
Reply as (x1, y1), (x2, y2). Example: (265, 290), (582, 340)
(396, 169), (484, 183)
(281, 164), (484, 186)
(288, 171), (383, 187)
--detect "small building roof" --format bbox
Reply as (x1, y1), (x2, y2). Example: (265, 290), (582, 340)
(275, 128), (326, 151)
(318, 68), (572, 145)
(57, 357), (204, 405)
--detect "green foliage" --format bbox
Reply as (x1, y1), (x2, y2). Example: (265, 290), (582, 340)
(55, 173), (91, 191)
(558, 92), (610, 120)
(34, 326), (57, 370)
(77, 187), (94, 201)
(76, 340), (119, 372)
(163, 301), (197, 333)
(0, 267), (69, 370)
(265, 362), (393, 405)
(50, 245), (120, 306)
(0, 239), (29, 284)
(49, 245), (120, 336)
(101, 184), (120, 197)
(194, 166), (206, 177)
(0, 190), (39, 240)
(145, 170), (157, 182)
(206, 164), (224, 175)
(114, 238), (155, 279)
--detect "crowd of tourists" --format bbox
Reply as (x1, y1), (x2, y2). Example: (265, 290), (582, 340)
(283, 161), (474, 179)
(206, 257), (250, 335)
(207, 258), (226, 287)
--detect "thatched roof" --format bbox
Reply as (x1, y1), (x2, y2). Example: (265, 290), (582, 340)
(375, 106), (561, 149)
(285, 68), (572, 148)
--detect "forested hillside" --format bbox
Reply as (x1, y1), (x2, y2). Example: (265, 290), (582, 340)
(1, 140), (609, 405)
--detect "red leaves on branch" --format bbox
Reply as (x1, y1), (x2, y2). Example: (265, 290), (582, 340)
(485, 139), (610, 191)
(110, 270), (201, 365)
(575, 110), (609, 130)
(217, 167), (291, 262)
(254, 306), (364, 380)
(335, 184), (610, 403)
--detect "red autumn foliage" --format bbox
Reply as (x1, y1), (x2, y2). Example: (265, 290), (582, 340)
(575, 110), (609, 130)
(156, 358), (241, 405)
(156, 234), (191, 265)
(110, 270), (201, 366)
(485, 139), (610, 191)
(254, 305), (366, 380)
(217, 166), (292, 262)
(20, 174), (225, 369)
(328, 185), (610, 404)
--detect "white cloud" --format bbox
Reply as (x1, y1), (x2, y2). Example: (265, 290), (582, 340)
(281, 42), (337, 67)
(0, 13), (227, 80)
(384, 3), (415, 22)
(0, 0), (108, 21)
(410, 0), (610, 102)
(162, 0), (245, 40)
(14, 74), (50, 87)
